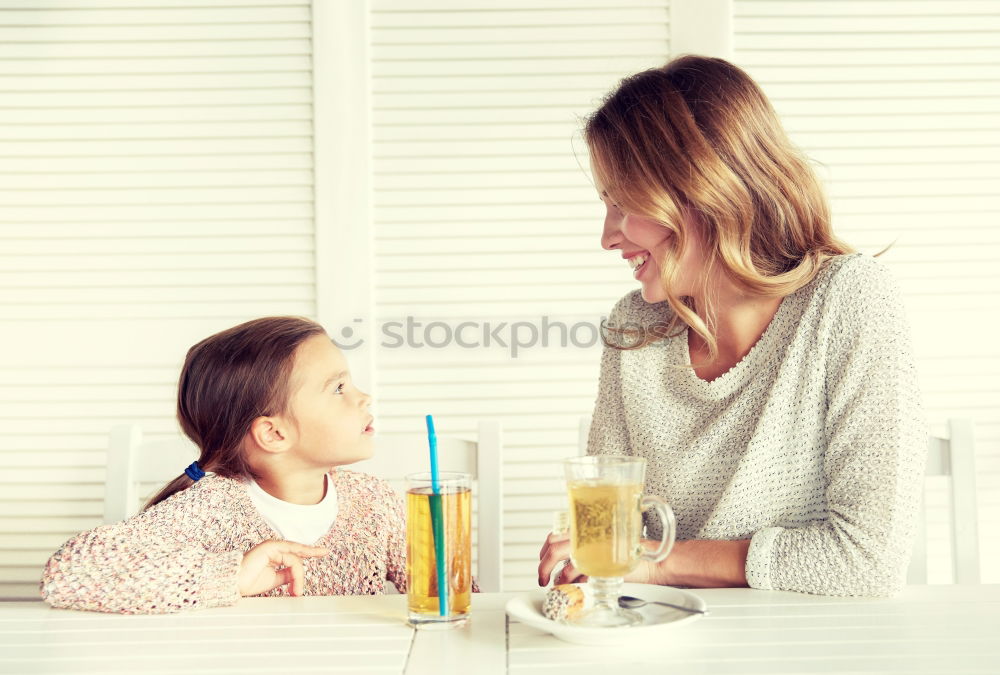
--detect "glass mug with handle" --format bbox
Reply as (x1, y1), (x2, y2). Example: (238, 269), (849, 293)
(563, 455), (676, 627)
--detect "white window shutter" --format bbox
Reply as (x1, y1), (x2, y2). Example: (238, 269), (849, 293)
(370, 0), (671, 590)
(734, 0), (1000, 583)
(0, 0), (316, 599)
(7, 0), (995, 600)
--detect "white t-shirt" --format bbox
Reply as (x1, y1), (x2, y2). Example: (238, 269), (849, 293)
(247, 473), (338, 545)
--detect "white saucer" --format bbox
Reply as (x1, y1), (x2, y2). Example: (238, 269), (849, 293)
(505, 583), (707, 646)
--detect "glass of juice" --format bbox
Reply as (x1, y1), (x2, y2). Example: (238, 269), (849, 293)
(405, 471), (472, 629)
(564, 455), (676, 627)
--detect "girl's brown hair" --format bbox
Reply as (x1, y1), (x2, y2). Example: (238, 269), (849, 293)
(586, 54), (853, 360)
(145, 316), (326, 509)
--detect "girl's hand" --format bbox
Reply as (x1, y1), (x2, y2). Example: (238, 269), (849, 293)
(238, 540), (330, 597)
(537, 532), (668, 586)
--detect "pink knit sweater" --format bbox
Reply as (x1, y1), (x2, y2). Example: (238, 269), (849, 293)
(40, 469), (407, 614)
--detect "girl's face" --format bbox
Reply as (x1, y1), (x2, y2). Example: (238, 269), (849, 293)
(284, 334), (374, 469)
(598, 189), (707, 304)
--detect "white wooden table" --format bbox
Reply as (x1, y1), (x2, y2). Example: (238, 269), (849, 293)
(1, 586), (997, 674)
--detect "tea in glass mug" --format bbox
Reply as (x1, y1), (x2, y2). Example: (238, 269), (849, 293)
(563, 455), (676, 627)
(566, 480), (644, 578)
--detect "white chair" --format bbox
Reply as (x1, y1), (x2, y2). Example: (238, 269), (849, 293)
(352, 421), (504, 592)
(908, 418), (980, 585)
(105, 422), (505, 592)
(578, 414), (592, 456)
(104, 424), (198, 524)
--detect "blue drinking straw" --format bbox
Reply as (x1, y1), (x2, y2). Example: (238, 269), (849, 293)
(426, 414), (441, 494)
(425, 414), (448, 616)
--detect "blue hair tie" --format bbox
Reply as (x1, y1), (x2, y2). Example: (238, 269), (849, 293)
(184, 461), (205, 481)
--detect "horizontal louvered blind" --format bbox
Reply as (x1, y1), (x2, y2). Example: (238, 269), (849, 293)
(734, 0), (1000, 583)
(0, 0), (315, 599)
(370, 0), (668, 590)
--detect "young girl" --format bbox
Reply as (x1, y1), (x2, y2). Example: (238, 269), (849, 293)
(538, 55), (926, 597)
(41, 316), (405, 613)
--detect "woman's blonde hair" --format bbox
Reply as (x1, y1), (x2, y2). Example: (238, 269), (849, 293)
(586, 54), (853, 359)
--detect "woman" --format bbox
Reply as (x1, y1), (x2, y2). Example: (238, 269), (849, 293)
(538, 55), (926, 597)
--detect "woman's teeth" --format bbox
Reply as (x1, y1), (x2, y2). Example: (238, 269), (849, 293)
(628, 254), (647, 271)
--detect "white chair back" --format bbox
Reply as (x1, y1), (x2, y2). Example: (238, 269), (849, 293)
(909, 418), (980, 585)
(104, 425), (198, 524)
(352, 421), (504, 592)
(578, 415), (591, 456)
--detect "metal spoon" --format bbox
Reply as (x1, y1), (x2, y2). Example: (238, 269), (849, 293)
(618, 595), (707, 615)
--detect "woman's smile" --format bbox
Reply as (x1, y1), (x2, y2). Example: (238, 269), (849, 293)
(625, 251), (650, 279)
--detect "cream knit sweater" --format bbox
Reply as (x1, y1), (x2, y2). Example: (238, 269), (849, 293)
(587, 253), (927, 597)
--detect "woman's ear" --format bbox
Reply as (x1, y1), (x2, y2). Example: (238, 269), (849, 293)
(248, 416), (293, 455)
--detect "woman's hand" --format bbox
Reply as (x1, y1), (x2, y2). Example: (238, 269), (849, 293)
(537, 532), (581, 586)
(537, 532), (667, 586)
(238, 540), (330, 597)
